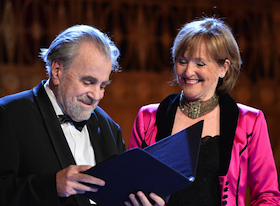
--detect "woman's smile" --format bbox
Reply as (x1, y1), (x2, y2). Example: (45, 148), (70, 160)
(183, 78), (200, 85)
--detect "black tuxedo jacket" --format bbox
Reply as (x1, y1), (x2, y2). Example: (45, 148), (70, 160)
(0, 81), (126, 206)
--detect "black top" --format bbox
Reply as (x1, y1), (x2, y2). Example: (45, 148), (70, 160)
(156, 94), (239, 176)
(167, 136), (221, 206)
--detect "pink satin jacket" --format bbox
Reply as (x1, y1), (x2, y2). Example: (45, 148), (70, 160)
(129, 94), (280, 206)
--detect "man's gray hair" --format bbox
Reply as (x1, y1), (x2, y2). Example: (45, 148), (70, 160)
(40, 25), (120, 78)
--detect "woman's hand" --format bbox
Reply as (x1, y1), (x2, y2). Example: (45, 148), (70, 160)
(124, 191), (165, 206)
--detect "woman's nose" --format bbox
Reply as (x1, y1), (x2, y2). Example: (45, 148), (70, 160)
(184, 61), (196, 77)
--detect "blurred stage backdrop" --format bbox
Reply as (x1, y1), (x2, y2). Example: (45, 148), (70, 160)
(1, 0), (280, 204)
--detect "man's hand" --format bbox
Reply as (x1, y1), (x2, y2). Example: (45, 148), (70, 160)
(56, 165), (105, 197)
(124, 191), (165, 206)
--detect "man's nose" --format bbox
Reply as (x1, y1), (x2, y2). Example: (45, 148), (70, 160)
(88, 86), (104, 101)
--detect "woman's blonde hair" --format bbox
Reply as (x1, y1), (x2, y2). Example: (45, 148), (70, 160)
(171, 17), (241, 95)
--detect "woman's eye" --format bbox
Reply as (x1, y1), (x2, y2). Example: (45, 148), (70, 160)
(196, 61), (206, 67)
(178, 57), (188, 65)
(197, 63), (205, 67)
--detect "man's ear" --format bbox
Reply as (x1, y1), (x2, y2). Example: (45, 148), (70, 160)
(50, 60), (63, 86)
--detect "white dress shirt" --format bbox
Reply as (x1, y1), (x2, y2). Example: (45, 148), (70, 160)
(44, 80), (96, 167)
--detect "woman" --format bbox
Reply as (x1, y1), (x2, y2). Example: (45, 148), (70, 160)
(129, 17), (280, 205)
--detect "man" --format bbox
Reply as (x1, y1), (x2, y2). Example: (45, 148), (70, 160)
(0, 25), (164, 206)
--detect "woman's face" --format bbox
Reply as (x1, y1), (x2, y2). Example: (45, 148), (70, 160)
(175, 43), (229, 101)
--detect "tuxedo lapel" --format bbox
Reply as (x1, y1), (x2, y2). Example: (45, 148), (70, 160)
(87, 107), (120, 165)
(32, 81), (119, 167)
(32, 81), (76, 169)
(32, 81), (95, 206)
(86, 113), (109, 165)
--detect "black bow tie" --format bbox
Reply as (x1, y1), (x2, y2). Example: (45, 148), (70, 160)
(58, 115), (87, 132)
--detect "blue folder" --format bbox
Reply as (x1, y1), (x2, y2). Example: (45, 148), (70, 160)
(83, 120), (203, 206)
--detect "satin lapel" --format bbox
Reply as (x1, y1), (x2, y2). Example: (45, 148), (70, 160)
(86, 112), (108, 165)
(156, 94), (180, 141)
(32, 81), (76, 169)
(87, 107), (120, 165)
(219, 94), (239, 176)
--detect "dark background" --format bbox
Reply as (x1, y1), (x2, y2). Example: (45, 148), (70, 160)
(1, 1), (280, 204)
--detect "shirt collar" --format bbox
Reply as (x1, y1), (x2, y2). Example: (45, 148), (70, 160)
(44, 79), (64, 116)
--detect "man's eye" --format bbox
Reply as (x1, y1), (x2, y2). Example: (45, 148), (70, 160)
(83, 81), (91, 85)
(100, 84), (108, 90)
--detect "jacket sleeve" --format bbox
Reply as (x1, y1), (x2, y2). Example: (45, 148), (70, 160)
(128, 104), (159, 149)
(247, 110), (280, 205)
(0, 105), (62, 206)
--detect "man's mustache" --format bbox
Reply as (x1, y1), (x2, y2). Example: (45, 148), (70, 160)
(77, 96), (97, 105)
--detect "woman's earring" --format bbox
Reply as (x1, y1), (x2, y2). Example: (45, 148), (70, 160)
(220, 74), (224, 78)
